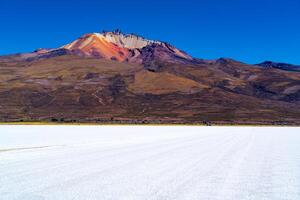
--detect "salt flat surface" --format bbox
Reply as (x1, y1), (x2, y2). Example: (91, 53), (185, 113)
(0, 126), (299, 200)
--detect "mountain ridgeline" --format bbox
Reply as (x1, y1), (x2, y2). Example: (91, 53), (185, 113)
(0, 30), (299, 125)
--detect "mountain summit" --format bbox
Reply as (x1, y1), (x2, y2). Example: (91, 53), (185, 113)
(20, 30), (192, 67)
(0, 30), (299, 125)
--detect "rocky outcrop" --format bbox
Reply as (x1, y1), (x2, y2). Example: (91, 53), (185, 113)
(257, 61), (300, 72)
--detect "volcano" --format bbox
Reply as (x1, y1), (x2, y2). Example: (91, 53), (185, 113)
(0, 30), (299, 125)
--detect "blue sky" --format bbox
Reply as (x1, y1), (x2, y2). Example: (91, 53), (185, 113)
(1, 0), (299, 64)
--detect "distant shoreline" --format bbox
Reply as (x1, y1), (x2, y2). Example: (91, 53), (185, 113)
(0, 121), (299, 127)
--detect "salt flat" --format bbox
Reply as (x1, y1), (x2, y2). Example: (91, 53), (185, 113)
(0, 126), (299, 200)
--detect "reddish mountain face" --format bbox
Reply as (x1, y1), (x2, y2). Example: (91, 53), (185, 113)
(63, 33), (132, 61)
(63, 31), (193, 65)
(0, 30), (299, 125)
(17, 30), (193, 66)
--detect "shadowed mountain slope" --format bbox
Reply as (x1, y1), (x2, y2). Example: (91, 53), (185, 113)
(257, 61), (300, 72)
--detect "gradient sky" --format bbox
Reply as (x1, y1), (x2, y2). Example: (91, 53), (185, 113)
(1, 0), (300, 64)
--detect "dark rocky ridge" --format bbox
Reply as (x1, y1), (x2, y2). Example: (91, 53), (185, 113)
(257, 61), (300, 72)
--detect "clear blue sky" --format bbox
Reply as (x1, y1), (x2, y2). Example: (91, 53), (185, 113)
(1, 0), (300, 64)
